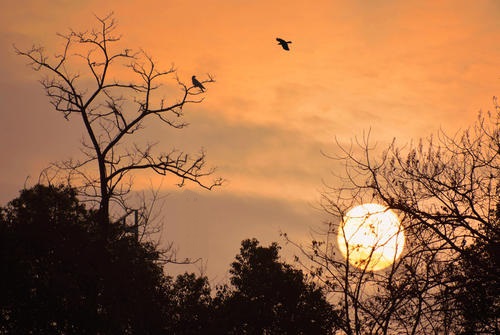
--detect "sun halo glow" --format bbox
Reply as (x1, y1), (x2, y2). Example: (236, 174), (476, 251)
(337, 203), (405, 271)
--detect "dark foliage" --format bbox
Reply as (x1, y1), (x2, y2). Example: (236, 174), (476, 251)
(455, 220), (500, 334)
(0, 184), (169, 334)
(212, 238), (339, 334)
(0, 186), (341, 334)
(163, 273), (212, 334)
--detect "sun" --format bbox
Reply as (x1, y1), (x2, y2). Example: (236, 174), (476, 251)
(337, 203), (405, 271)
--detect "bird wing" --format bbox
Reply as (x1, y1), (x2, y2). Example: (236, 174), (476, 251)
(276, 37), (291, 50)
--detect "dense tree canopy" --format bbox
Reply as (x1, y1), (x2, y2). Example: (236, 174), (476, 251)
(163, 273), (212, 334)
(1, 185), (339, 334)
(0, 185), (170, 334)
(213, 238), (340, 334)
(455, 224), (499, 334)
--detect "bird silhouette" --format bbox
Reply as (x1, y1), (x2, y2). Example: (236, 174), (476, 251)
(276, 37), (292, 51)
(192, 75), (205, 92)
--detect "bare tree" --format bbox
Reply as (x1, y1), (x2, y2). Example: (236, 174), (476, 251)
(15, 13), (222, 239)
(286, 100), (499, 334)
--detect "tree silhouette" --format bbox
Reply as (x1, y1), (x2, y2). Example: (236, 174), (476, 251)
(212, 238), (340, 334)
(2, 194), (344, 335)
(0, 184), (173, 334)
(15, 13), (222, 238)
(454, 219), (499, 334)
(163, 273), (212, 334)
(287, 100), (499, 334)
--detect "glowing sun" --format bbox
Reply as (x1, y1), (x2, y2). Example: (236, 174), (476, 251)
(337, 203), (405, 271)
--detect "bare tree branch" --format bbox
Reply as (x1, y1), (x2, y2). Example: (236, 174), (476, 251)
(285, 106), (499, 334)
(16, 13), (223, 238)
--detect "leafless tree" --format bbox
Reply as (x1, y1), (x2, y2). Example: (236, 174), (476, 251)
(15, 13), (222, 239)
(286, 100), (499, 334)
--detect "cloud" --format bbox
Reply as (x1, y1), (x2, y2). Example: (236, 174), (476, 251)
(1, 0), (499, 281)
(139, 106), (334, 200)
(157, 189), (328, 282)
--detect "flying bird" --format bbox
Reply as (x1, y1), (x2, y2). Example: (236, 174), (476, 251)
(192, 75), (205, 92)
(276, 37), (292, 51)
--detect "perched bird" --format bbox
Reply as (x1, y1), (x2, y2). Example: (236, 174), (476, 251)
(192, 75), (205, 92)
(276, 37), (292, 51)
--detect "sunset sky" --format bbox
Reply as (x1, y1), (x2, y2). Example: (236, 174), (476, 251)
(1, 0), (499, 281)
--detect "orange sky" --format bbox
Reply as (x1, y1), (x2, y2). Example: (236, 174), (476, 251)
(1, 0), (499, 281)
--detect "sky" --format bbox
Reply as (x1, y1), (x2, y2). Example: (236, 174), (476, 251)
(1, 0), (499, 282)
